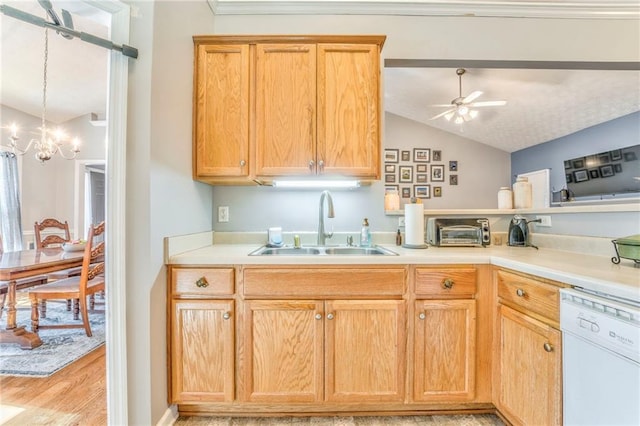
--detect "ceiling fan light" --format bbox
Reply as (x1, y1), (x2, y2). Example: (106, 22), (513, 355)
(469, 110), (479, 119)
(454, 116), (464, 124)
(444, 112), (455, 121)
(458, 105), (469, 115)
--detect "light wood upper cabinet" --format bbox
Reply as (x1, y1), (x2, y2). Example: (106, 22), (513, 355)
(192, 35), (385, 184)
(193, 44), (250, 180)
(255, 44), (317, 176)
(317, 44), (380, 178)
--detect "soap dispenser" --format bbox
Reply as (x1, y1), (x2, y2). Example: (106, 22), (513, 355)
(360, 218), (371, 247)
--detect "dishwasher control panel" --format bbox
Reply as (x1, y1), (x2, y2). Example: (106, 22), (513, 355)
(560, 288), (640, 364)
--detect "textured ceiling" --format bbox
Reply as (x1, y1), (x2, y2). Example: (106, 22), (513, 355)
(2, 1), (639, 153)
(384, 67), (640, 153)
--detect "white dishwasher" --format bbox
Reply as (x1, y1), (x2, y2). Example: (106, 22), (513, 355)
(560, 288), (640, 426)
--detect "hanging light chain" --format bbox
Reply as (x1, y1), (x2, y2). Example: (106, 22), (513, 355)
(41, 27), (48, 142)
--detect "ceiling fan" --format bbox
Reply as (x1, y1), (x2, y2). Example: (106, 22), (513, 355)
(430, 68), (507, 124)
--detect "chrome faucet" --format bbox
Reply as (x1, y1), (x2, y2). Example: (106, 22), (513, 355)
(317, 190), (335, 246)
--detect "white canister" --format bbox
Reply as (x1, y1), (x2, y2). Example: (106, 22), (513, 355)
(384, 189), (400, 211)
(513, 176), (532, 209)
(498, 187), (513, 209)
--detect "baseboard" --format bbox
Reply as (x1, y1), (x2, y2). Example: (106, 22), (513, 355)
(156, 405), (178, 426)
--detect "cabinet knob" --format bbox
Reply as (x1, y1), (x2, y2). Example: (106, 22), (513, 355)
(326, 313), (334, 320)
(442, 278), (455, 289)
(516, 288), (526, 297)
(419, 312), (426, 320)
(318, 160), (324, 171)
(222, 312), (231, 320)
(195, 277), (209, 288)
(315, 313), (322, 320)
(543, 342), (553, 352)
(240, 159), (246, 167)
(309, 160), (315, 170)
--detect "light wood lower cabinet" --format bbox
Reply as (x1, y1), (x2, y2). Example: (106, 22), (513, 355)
(171, 299), (235, 403)
(413, 299), (476, 402)
(494, 269), (564, 426)
(243, 299), (406, 403)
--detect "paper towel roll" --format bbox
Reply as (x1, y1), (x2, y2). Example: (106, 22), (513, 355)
(404, 203), (426, 247)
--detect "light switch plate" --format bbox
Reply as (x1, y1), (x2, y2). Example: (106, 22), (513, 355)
(218, 206), (229, 223)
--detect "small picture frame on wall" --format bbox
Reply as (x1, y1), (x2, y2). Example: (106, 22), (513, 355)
(401, 187), (411, 198)
(401, 150), (410, 161)
(564, 160), (573, 170)
(566, 173), (573, 183)
(589, 169), (600, 179)
(385, 174), (396, 183)
(432, 150), (442, 161)
(449, 174), (458, 185)
(449, 160), (458, 172)
(414, 185), (431, 199)
(433, 186), (442, 197)
(385, 185), (399, 193)
(399, 166), (413, 183)
(610, 149), (623, 161)
(385, 164), (396, 173)
(614, 163), (623, 173)
(416, 164), (428, 173)
(416, 174), (428, 183)
(624, 151), (638, 162)
(384, 149), (399, 163)
(573, 169), (589, 183)
(413, 148), (431, 163)
(599, 164), (615, 178)
(572, 158), (585, 169)
(431, 164), (445, 182)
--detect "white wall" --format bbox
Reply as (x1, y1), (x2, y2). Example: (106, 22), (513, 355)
(0, 105), (105, 245)
(122, 4), (640, 424)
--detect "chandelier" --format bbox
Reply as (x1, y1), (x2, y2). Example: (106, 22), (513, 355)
(2, 27), (80, 163)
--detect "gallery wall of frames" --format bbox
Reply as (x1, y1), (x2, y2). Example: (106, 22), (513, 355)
(383, 148), (459, 203)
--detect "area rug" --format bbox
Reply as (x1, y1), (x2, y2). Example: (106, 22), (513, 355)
(0, 294), (105, 377)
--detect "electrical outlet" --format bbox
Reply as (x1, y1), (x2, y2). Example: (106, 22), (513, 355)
(218, 206), (229, 223)
(536, 215), (552, 227)
(398, 217), (406, 227)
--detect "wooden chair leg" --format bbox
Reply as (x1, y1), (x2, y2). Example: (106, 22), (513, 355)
(80, 296), (92, 337)
(40, 300), (47, 319)
(30, 297), (40, 332)
(0, 293), (6, 320)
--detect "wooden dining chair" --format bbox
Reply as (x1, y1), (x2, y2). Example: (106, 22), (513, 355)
(0, 235), (48, 320)
(28, 221), (105, 337)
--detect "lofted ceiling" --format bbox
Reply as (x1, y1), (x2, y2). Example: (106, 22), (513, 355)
(1, 1), (639, 153)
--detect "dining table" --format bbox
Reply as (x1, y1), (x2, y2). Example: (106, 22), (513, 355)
(0, 247), (84, 349)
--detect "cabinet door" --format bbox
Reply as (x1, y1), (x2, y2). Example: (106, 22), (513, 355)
(496, 305), (562, 426)
(171, 300), (234, 403)
(326, 300), (406, 402)
(255, 44), (317, 176)
(194, 44), (250, 177)
(413, 299), (476, 401)
(317, 44), (380, 178)
(243, 300), (324, 402)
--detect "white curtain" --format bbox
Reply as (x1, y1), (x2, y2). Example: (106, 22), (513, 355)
(0, 152), (23, 252)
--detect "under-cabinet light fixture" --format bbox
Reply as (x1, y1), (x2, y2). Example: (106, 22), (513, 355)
(271, 180), (361, 189)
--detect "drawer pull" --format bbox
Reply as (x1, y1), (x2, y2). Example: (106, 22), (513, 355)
(195, 277), (209, 288)
(240, 159), (246, 167)
(543, 342), (553, 352)
(516, 288), (526, 297)
(419, 312), (426, 320)
(315, 313), (322, 320)
(326, 313), (334, 320)
(222, 312), (231, 320)
(442, 278), (455, 289)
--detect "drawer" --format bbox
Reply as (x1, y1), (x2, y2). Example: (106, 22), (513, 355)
(243, 267), (405, 297)
(497, 270), (559, 323)
(415, 267), (477, 297)
(172, 267), (235, 296)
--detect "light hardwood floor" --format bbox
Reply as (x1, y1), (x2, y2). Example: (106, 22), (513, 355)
(0, 344), (106, 425)
(175, 414), (505, 425)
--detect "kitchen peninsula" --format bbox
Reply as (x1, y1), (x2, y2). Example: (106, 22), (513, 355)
(165, 234), (639, 423)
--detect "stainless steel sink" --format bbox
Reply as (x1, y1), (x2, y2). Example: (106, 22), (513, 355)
(249, 245), (397, 256)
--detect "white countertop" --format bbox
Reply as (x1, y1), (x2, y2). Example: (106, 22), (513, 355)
(168, 243), (640, 303)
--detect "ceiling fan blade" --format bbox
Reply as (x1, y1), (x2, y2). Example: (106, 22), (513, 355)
(430, 104), (455, 107)
(467, 100), (507, 107)
(462, 91), (483, 103)
(430, 108), (455, 120)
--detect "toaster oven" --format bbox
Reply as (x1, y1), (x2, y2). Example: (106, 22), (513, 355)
(426, 217), (491, 247)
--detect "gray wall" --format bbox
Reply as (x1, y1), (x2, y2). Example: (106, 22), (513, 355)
(512, 112), (640, 194)
(120, 4), (640, 424)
